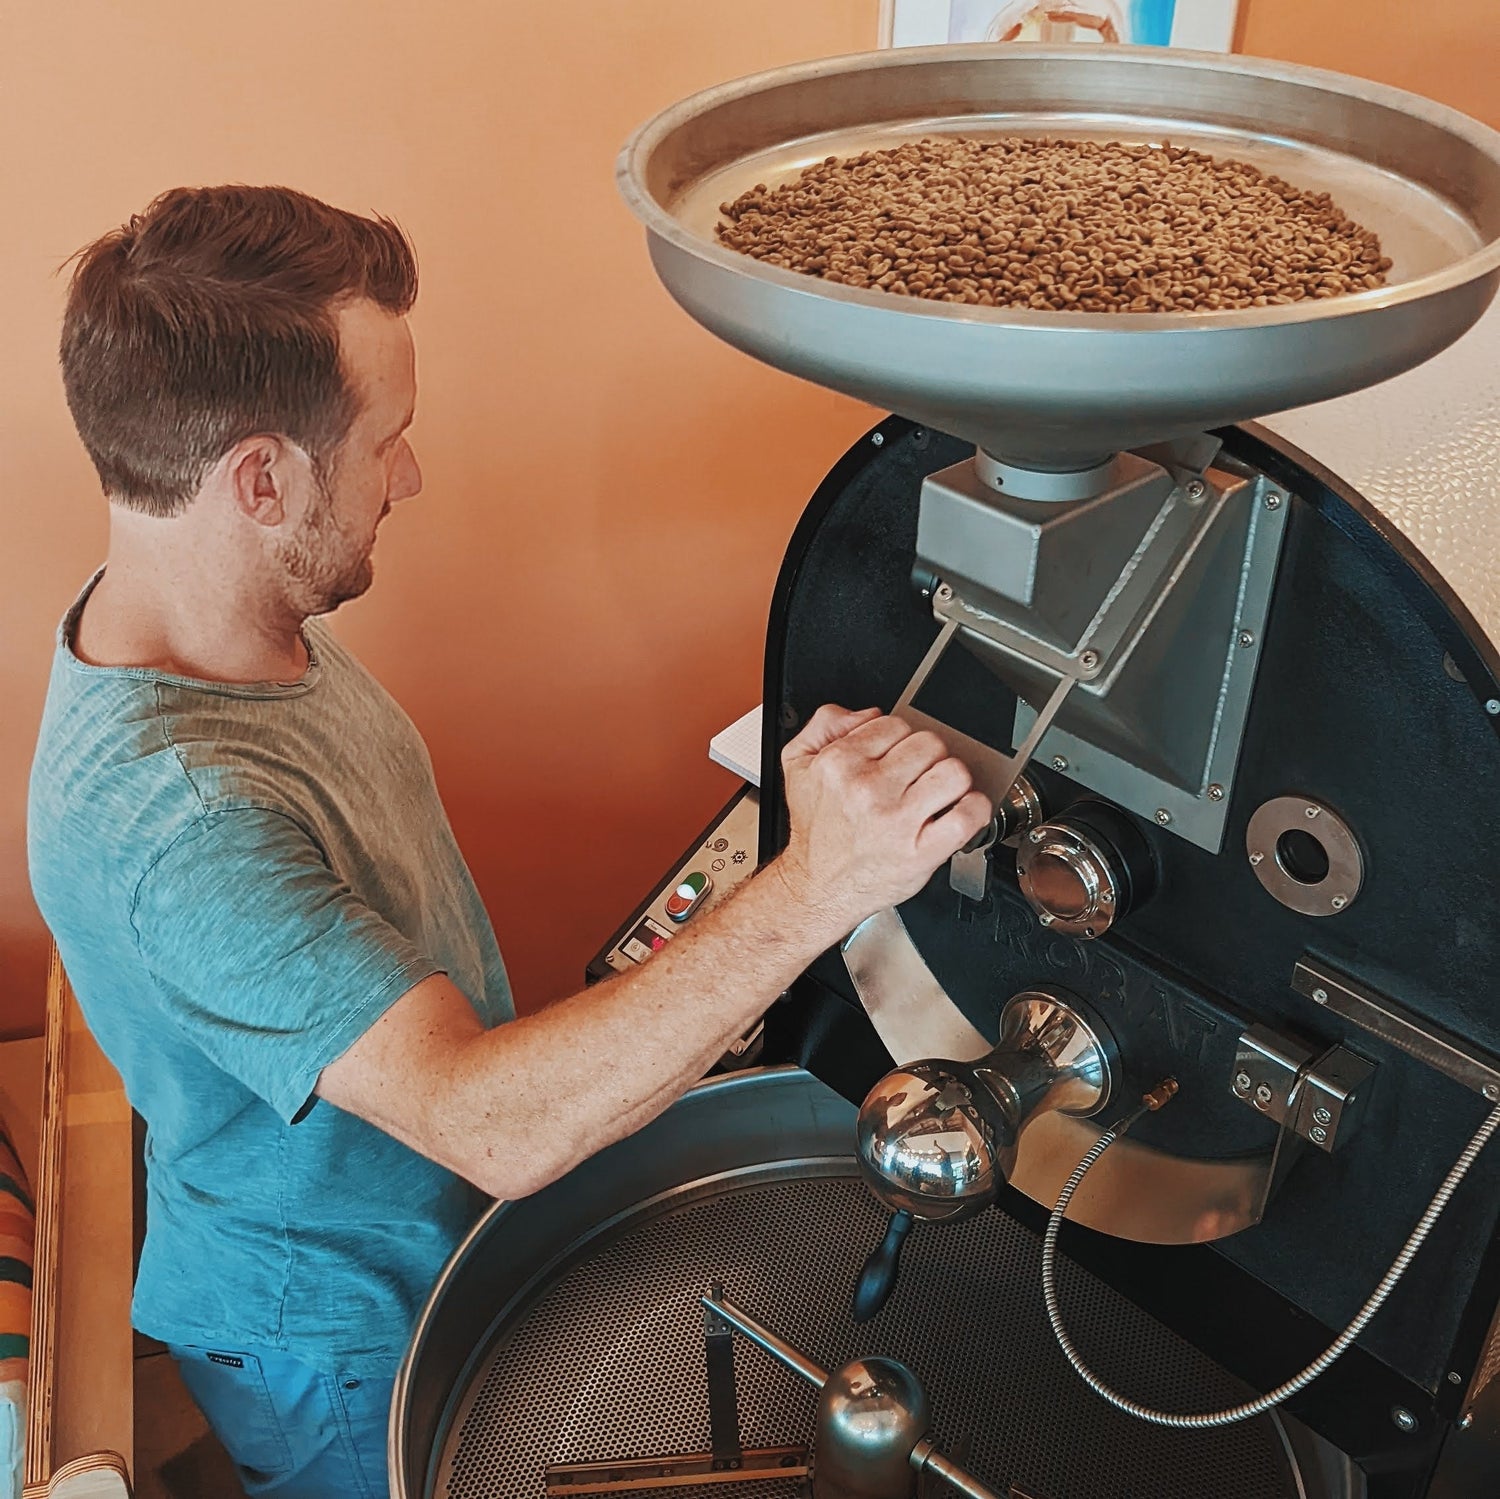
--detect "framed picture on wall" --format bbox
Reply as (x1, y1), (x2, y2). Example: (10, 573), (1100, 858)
(880, 0), (1241, 50)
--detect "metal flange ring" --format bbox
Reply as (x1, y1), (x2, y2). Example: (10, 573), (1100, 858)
(1246, 795), (1363, 917)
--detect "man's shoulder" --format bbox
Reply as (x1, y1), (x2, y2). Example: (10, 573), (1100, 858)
(27, 650), (288, 915)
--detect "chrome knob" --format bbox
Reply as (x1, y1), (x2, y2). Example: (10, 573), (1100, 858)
(1016, 801), (1154, 940)
(856, 1065), (1001, 1224)
(995, 771), (1045, 843)
(857, 991), (1118, 1225)
(812, 1357), (930, 1499)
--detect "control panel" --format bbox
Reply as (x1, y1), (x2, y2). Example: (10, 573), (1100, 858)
(587, 785), (761, 979)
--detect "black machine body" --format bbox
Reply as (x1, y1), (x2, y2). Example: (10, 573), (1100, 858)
(757, 417), (1500, 1498)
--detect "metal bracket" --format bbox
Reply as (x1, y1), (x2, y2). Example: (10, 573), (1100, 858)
(1231, 1022), (1374, 1154)
(891, 613), (1077, 900)
(1293, 956), (1500, 1103)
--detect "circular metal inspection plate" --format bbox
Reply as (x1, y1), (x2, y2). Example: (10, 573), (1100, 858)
(618, 46), (1500, 471)
(1246, 795), (1364, 916)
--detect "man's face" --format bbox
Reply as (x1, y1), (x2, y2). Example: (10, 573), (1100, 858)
(277, 299), (421, 615)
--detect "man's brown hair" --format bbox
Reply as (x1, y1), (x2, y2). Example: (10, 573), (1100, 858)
(60, 185), (418, 517)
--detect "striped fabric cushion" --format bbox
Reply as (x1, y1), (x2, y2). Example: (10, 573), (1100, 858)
(0, 1127), (32, 1385)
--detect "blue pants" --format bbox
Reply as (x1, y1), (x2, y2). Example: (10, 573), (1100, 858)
(170, 1344), (394, 1498)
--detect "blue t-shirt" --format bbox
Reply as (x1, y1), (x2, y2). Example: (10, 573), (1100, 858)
(27, 575), (514, 1370)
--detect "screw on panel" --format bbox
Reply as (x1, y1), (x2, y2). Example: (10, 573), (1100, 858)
(1154, 809), (1172, 826)
(1038, 913), (1055, 927)
(1331, 895), (1348, 911)
(1238, 630), (1255, 648)
(1313, 1107), (1332, 1126)
(1310, 1126), (1328, 1144)
(936, 583), (954, 602)
(1265, 492), (1283, 509)
(871, 431), (885, 447)
(1051, 756), (1069, 772)
(1079, 650), (1100, 671)
(1449, 1371), (1464, 1385)
(1207, 784), (1225, 802)
(1184, 479), (1207, 501)
(1234, 1072), (1252, 1093)
(1249, 851), (1265, 865)
(1391, 1408), (1417, 1434)
(1312, 988), (1329, 1005)
(1029, 829), (1046, 844)
(1487, 699), (1500, 716)
(1484, 1083), (1500, 1102)
(1254, 1083), (1274, 1106)
(1305, 806), (1321, 819)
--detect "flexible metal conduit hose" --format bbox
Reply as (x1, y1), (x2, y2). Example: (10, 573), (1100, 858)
(1041, 1095), (1500, 1428)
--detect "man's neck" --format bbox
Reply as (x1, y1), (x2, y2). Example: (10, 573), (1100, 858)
(74, 522), (310, 685)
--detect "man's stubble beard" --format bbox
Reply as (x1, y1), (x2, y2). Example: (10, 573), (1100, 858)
(276, 467), (377, 618)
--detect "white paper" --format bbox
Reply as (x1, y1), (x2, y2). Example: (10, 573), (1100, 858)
(709, 704), (763, 786)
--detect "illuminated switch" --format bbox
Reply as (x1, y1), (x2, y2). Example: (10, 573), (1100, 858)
(664, 871), (712, 923)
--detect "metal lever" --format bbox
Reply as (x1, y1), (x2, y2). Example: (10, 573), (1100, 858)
(703, 1291), (1004, 1499)
(949, 817), (998, 901)
(852, 1209), (915, 1323)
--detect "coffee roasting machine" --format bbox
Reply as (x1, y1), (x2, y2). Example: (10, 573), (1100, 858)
(393, 47), (1500, 1499)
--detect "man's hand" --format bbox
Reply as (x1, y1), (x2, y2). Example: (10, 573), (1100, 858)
(773, 704), (992, 932)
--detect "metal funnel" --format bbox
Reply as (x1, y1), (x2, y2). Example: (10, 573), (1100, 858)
(618, 46), (1500, 474)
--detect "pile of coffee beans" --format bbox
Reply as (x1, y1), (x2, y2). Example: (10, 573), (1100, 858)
(716, 136), (1390, 312)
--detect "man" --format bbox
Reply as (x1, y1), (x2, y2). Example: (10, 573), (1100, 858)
(27, 186), (989, 1498)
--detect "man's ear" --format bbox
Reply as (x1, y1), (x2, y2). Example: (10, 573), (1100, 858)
(225, 434), (296, 527)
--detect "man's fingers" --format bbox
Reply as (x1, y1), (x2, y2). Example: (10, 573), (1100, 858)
(782, 704), (882, 761)
(879, 729), (951, 791)
(905, 756), (977, 823)
(917, 789), (995, 861)
(837, 713), (917, 761)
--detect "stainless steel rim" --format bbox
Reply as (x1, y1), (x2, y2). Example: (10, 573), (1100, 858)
(618, 44), (1500, 335)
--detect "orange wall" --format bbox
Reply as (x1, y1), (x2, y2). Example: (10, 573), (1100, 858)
(0, 0), (879, 1034)
(4, 0), (1500, 1036)
(1238, 0), (1500, 130)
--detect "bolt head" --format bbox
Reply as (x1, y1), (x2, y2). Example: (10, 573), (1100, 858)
(1265, 492), (1283, 509)
(1484, 1083), (1500, 1102)
(1312, 987), (1329, 1004)
(1313, 1106), (1332, 1126)
(1051, 755), (1069, 772)
(1185, 478), (1207, 501)
(1154, 809), (1171, 826)
(1255, 1082), (1274, 1104)
(1391, 1407), (1417, 1434)
(1207, 783), (1225, 802)
(1310, 1125), (1328, 1144)
(1029, 828), (1045, 844)
(1449, 1371), (1464, 1386)
(1248, 850), (1264, 865)
(1237, 630), (1255, 648)
(1038, 912), (1055, 927)
(936, 583), (953, 602)
(871, 431), (885, 447)
(1234, 1071), (1252, 1093)
(1079, 650), (1100, 671)
(1304, 805), (1321, 819)
(1488, 699), (1500, 716)
(1331, 895), (1348, 911)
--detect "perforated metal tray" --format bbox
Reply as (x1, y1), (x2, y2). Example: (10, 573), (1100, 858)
(394, 1070), (1355, 1499)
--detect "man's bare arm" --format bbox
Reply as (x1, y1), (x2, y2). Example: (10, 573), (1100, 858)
(317, 706), (990, 1200)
